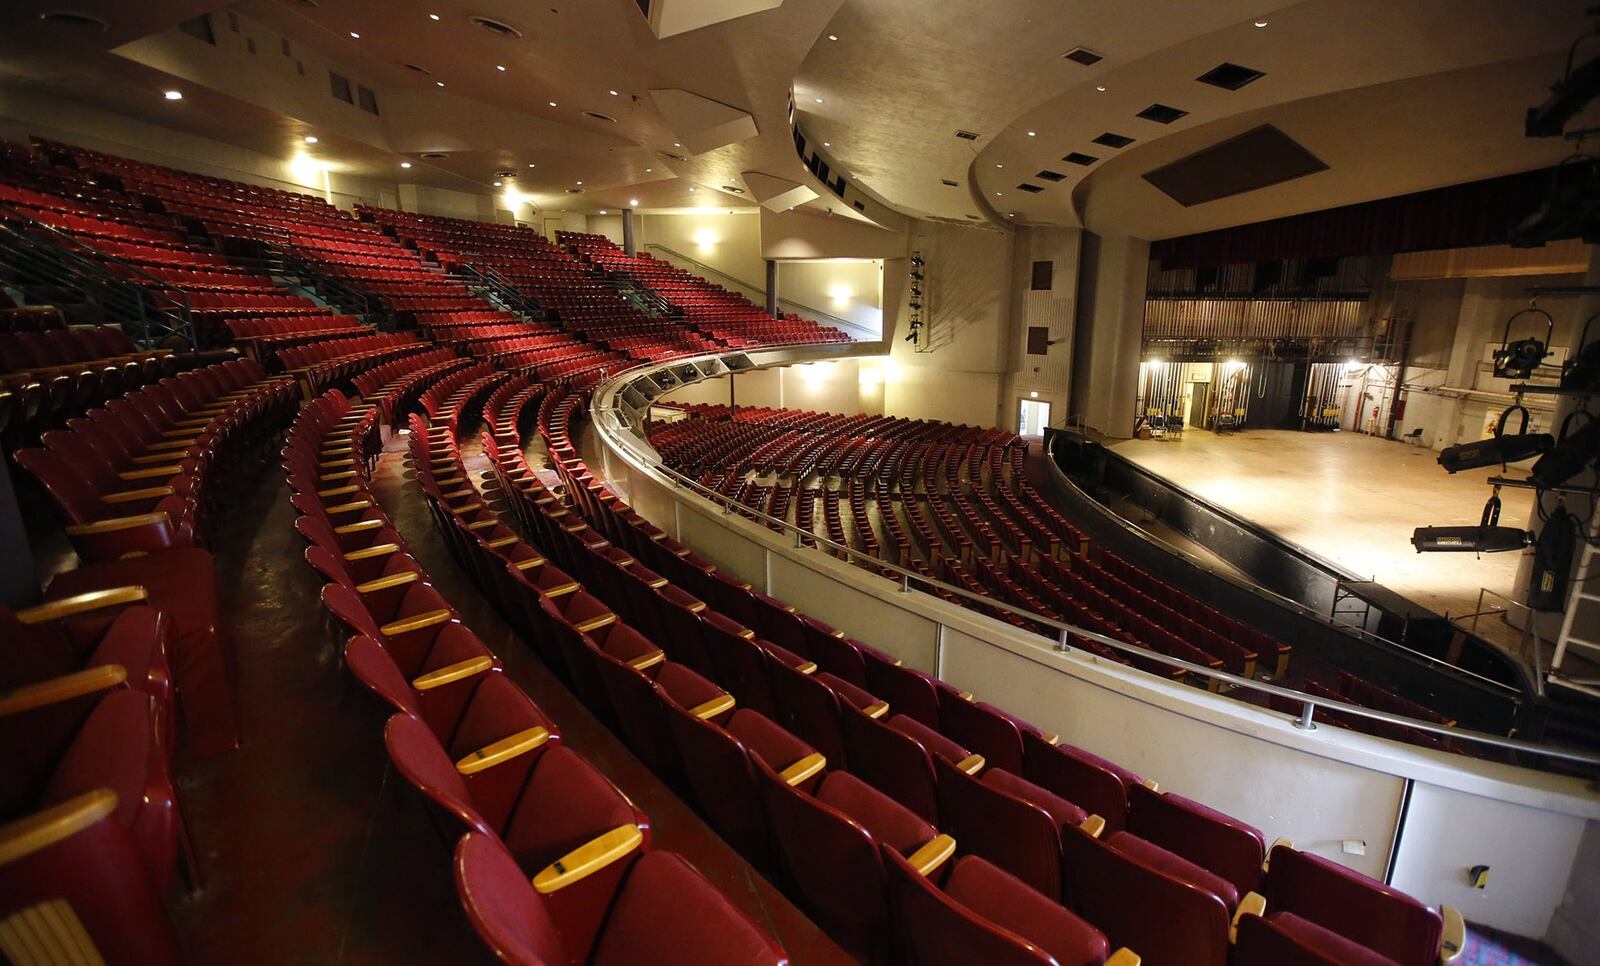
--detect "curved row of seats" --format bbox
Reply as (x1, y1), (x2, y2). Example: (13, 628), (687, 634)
(280, 387), (792, 964)
(437, 376), (1465, 966)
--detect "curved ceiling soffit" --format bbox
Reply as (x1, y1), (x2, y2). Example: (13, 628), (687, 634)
(1067, 52), (1583, 242)
(973, 0), (1588, 230)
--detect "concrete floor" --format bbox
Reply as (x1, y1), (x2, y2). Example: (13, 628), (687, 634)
(1110, 429), (1534, 624)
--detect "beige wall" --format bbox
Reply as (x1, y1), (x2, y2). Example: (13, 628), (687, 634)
(658, 359), (880, 417)
(779, 259), (883, 334)
(637, 210), (766, 291)
(760, 207), (908, 260)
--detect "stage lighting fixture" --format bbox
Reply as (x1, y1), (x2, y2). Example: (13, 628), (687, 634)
(1529, 508), (1578, 611)
(1437, 406), (1552, 472)
(1562, 313), (1600, 390)
(1411, 526), (1532, 554)
(1526, 44), (1600, 138)
(1531, 413), (1600, 487)
(1491, 307), (1553, 378)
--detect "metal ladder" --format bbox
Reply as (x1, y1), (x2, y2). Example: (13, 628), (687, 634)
(1549, 531), (1600, 696)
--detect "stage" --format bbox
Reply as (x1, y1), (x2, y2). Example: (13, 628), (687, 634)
(1109, 429), (1534, 646)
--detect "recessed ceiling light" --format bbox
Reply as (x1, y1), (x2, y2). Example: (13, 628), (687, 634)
(496, 65), (507, 71)
(828, 34), (838, 40)
(645, 167), (653, 172)
(688, 186), (696, 192)
(400, 161), (412, 168)
(673, 142), (681, 147)
(823, 141), (830, 147)
(576, 180), (583, 185)
(548, 101), (557, 107)
(304, 135), (318, 143)
(1096, 85), (1107, 92)
(608, 89), (619, 96)
(436, 81), (445, 87)
(1027, 131), (1036, 137)
(995, 163), (1003, 168)
(349, 31), (360, 38)
(814, 97), (823, 103)
(493, 180), (502, 186)
(527, 163), (536, 167)
(163, 90), (183, 100)
(630, 199), (638, 206)
(1254, 19), (1268, 27)
(429, 13), (440, 20)
(599, 209), (608, 214)
(995, 191), (1003, 196)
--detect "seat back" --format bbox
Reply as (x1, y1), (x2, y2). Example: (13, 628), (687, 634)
(1126, 781), (1265, 897)
(934, 758), (1064, 901)
(939, 698), (1026, 774)
(1059, 825), (1230, 966)
(587, 850), (790, 966)
(768, 659), (849, 768)
(659, 696), (769, 866)
(453, 832), (568, 966)
(1232, 913), (1351, 966)
(839, 705), (939, 823)
(1263, 846), (1442, 966)
(1022, 731), (1132, 833)
(882, 849), (1058, 966)
(382, 712), (494, 838)
(752, 756), (888, 962)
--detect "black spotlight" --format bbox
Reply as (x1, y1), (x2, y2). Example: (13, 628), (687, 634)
(1437, 406), (1551, 472)
(1411, 526), (1533, 553)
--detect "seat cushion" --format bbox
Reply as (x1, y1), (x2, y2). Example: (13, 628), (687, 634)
(816, 671), (879, 712)
(1105, 831), (1240, 908)
(816, 770), (935, 855)
(1263, 912), (1400, 966)
(983, 768), (1087, 830)
(945, 856), (1110, 966)
(889, 714), (971, 766)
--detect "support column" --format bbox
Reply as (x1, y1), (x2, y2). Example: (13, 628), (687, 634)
(1070, 232), (1149, 437)
(622, 208), (636, 256)
(765, 259), (779, 317)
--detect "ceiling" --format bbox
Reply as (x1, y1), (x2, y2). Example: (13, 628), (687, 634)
(0, 0), (1594, 241)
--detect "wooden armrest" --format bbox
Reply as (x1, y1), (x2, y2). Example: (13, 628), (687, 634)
(356, 572), (421, 594)
(465, 518), (498, 531)
(0, 665), (127, 716)
(103, 486), (174, 504)
(320, 469), (358, 482)
(487, 535), (518, 549)
(118, 465), (182, 481)
(863, 700), (889, 719)
(334, 518), (384, 534)
(1103, 950), (1141, 966)
(647, 576), (669, 589)
(737, 628), (756, 640)
(906, 834), (956, 876)
(955, 753), (985, 775)
(687, 600), (708, 613)
(326, 500), (372, 515)
(344, 542), (400, 561)
(779, 752), (826, 786)
(1439, 906), (1465, 964)
(413, 655), (494, 690)
(1230, 891), (1266, 943)
(130, 452), (178, 465)
(16, 586), (148, 624)
(795, 661), (818, 675)
(1262, 837), (1293, 872)
(958, 690), (974, 702)
(456, 726), (550, 775)
(380, 609), (454, 636)
(689, 694), (735, 720)
(532, 824), (644, 895)
(627, 650), (665, 672)
(1038, 731), (1059, 745)
(322, 446), (353, 456)
(149, 436), (198, 449)
(65, 511), (170, 536)
(573, 612), (618, 633)
(318, 484), (360, 498)
(544, 581), (580, 598)
(0, 789), (120, 866)
(511, 555), (548, 570)
(1079, 815), (1106, 839)
(1140, 778), (1159, 792)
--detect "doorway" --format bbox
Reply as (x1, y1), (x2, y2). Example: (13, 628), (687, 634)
(1018, 398), (1051, 436)
(1187, 382), (1210, 430)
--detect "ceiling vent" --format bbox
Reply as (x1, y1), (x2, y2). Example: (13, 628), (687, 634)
(1197, 62), (1265, 91)
(583, 111), (618, 123)
(1062, 47), (1103, 66)
(37, 10), (107, 29)
(720, 185), (745, 194)
(566, 188), (584, 194)
(402, 63), (432, 75)
(1092, 131), (1134, 148)
(1062, 152), (1098, 166)
(1036, 170), (1066, 182)
(941, 179), (959, 187)
(657, 151), (686, 162)
(420, 152), (449, 160)
(495, 170), (516, 179)
(469, 16), (524, 39)
(1137, 103), (1188, 124)
(1016, 183), (1044, 193)
(1143, 124), (1327, 207)
(954, 129), (980, 141)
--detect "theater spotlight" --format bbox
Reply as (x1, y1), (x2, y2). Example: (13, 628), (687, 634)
(1437, 406), (1552, 472)
(1491, 307), (1553, 379)
(1531, 412), (1600, 487)
(1410, 526), (1533, 553)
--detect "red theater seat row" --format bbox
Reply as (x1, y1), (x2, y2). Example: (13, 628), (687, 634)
(278, 389), (790, 965)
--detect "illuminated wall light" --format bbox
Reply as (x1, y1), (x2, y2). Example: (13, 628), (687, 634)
(827, 283), (853, 308)
(1030, 390), (1039, 399)
(814, 97), (824, 103)
(828, 34), (838, 40)
(493, 180), (502, 186)
(693, 228), (719, 252)
(528, 163), (537, 167)
(163, 90), (183, 100)
(436, 81), (445, 87)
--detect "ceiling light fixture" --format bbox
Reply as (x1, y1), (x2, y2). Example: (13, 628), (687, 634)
(823, 141), (831, 147)
(527, 163), (536, 167)
(493, 180), (502, 186)
(1096, 85), (1107, 92)
(645, 167), (653, 172)
(630, 199), (638, 206)
(496, 65), (507, 71)
(349, 31), (360, 38)
(436, 81), (445, 87)
(304, 135), (318, 143)
(548, 101), (557, 107)
(814, 97), (823, 103)
(163, 89), (183, 100)
(1026, 130), (1036, 137)
(1254, 19), (1268, 27)
(400, 161), (412, 168)
(995, 163), (1003, 168)
(429, 13), (440, 20)
(995, 191), (1003, 196)
(576, 180), (583, 185)
(599, 209), (608, 214)
(828, 34), (838, 40)
(609, 89), (619, 96)
(688, 186), (696, 192)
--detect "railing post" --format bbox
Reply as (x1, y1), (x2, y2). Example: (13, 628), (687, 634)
(900, 572), (911, 593)
(1056, 627), (1070, 652)
(1295, 701), (1317, 730)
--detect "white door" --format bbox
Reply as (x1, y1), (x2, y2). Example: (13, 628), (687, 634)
(1018, 399), (1051, 436)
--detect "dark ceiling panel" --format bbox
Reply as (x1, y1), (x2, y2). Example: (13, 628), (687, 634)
(1142, 124), (1328, 207)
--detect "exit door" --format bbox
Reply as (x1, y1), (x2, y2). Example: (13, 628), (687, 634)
(1018, 399), (1051, 436)
(1188, 382), (1210, 430)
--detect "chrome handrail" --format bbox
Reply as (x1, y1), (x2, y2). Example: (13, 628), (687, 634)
(593, 352), (1600, 770)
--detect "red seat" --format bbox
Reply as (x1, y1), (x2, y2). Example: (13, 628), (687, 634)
(1126, 781), (1266, 898)
(1234, 911), (1397, 966)
(453, 831), (789, 966)
(1023, 731), (1141, 834)
(936, 757), (1089, 901)
(1261, 845), (1451, 966)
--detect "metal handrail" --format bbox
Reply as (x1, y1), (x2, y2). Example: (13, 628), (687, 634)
(594, 353), (1600, 770)
(0, 204), (195, 346)
(643, 243), (878, 338)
